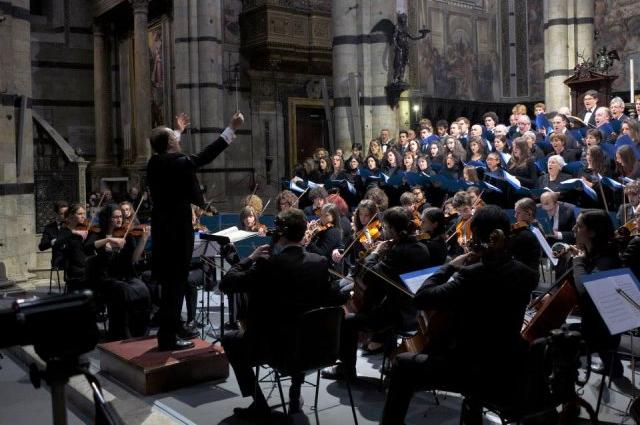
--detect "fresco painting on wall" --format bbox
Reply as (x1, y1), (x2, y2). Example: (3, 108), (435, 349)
(224, 0), (241, 44)
(593, 0), (640, 93)
(527, 0), (544, 97)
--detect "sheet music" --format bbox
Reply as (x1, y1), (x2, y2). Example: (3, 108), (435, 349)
(583, 268), (640, 335)
(530, 226), (559, 266)
(212, 226), (258, 243)
(400, 265), (445, 295)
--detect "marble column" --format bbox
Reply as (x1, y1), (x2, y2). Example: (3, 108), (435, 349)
(332, 0), (359, 151)
(368, 0), (396, 143)
(132, 0), (151, 168)
(574, 0), (594, 68)
(92, 23), (112, 171)
(544, 0), (570, 111)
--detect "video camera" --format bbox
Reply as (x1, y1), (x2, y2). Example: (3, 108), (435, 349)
(0, 291), (98, 361)
(0, 291), (122, 425)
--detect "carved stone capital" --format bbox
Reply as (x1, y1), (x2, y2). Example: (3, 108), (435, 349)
(92, 22), (106, 38)
(130, 0), (149, 14)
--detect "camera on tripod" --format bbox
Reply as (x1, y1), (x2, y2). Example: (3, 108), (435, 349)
(0, 291), (122, 425)
(544, 326), (590, 403)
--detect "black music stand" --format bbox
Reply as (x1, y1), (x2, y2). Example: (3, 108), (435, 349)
(198, 232), (236, 339)
(193, 235), (223, 342)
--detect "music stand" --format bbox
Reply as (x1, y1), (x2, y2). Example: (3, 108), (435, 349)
(198, 232), (237, 339)
(193, 235), (223, 341)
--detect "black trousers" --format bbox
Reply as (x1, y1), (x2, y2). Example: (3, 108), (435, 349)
(380, 352), (465, 425)
(157, 267), (189, 344)
(222, 330), (304, 401)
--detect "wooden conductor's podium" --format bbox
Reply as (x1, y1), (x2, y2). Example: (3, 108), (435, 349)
(564, 71), (618, 116)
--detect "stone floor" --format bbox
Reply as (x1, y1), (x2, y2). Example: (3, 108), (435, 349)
(1, 279), (639, 424)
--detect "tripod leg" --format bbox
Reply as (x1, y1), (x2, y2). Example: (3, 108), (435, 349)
(51, 381), (68, 425)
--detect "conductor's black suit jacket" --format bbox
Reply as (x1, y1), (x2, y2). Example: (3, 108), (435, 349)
(147, 136), (230, 282)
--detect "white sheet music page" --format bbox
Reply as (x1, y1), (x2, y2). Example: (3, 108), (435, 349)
(583, 268), (640, 335)
(213, 226), (258, 243)
(530, 226), (559, 266)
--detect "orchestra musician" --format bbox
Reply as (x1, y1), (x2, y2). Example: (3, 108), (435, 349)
(448, 191), (474, 255)
(38, 200), (69, 272)
(380, 206), (538, 425)
(419, 207), (447, 266)
(303, 186), (329, 216)
(509, 197), (542, 274)
(220, 208), (339, 421)
(322, 207), (431, 380)
(147, 111), (244, 351)
(304, 203), (344, 263)
(90, 206), (151, 341)
(571, 210), (624, 380)
(238, 205), (267, 235)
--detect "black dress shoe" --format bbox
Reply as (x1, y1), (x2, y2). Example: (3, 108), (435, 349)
(178, 323), (199, 339)
(321, 364), (356, 380)
(157, 338), (195, 351)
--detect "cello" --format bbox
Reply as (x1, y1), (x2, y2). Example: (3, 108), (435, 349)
(521, 268), (579, 344)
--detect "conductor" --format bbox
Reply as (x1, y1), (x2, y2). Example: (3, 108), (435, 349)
(147, 112), (244, 351)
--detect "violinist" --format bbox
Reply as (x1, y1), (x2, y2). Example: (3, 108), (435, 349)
(447, 191), (473, 256)
(302, 186), (328, 217)
(220, 208), (339, 421)
(508, 198), (542, 275)
(304, 203), (343, 263)
(620, 217), (640, 280)
(238, 205), (266, 235)
(275, 189), (298, 212)
(400, 192), (420, 234)
(55, 204), (95, 291)
(38, 200), (69, 271)
(331, 200), (380, 291)
(411, 186), (429, 214)
(322, 207), (431, 381)
(91, 207), (151, 341)
(119, 201), (140, 227)
(617, 181), (640, 226)
(419, 207), (447, 266)
(380, 206), (538, 425)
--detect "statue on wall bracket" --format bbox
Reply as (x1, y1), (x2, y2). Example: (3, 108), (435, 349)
(371, 13), (429, 107)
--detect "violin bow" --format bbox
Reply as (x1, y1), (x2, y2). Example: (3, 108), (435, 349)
(359, 261), (415, 299)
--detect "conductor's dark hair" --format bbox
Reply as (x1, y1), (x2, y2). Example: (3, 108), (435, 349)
(275, 208), (307, 242)
(53, 200), (69, 213)
(422, 207), (445, 237)
(382, 206), (411, 239)
(470, 205), (511, 245)
(149, 127), (173, 154)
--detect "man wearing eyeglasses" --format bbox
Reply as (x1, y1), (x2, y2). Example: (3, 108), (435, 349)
(579, 90), (599, 127)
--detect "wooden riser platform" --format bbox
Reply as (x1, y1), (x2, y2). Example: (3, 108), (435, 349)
(98, 336), (228, 395)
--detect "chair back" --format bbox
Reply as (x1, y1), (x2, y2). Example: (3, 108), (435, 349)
(272, 306), (344, 374)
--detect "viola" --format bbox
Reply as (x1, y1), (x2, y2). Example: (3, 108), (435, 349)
(303, 220), (333, 245)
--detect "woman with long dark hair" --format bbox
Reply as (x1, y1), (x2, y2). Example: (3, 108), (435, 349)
(508, 138), (538, 188)
(615, 145), (640, 179)
(571, 210), (623, 380)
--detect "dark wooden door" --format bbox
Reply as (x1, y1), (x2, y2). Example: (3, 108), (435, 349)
(296, 107), (328, 163)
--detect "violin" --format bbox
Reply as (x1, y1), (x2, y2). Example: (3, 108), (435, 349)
(358, 219), (382, 245)
(112, 224), (150, 238)
(72, 218), (101, 233)
(303, 220), (333, 245)
(417, 231), (431, 241)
